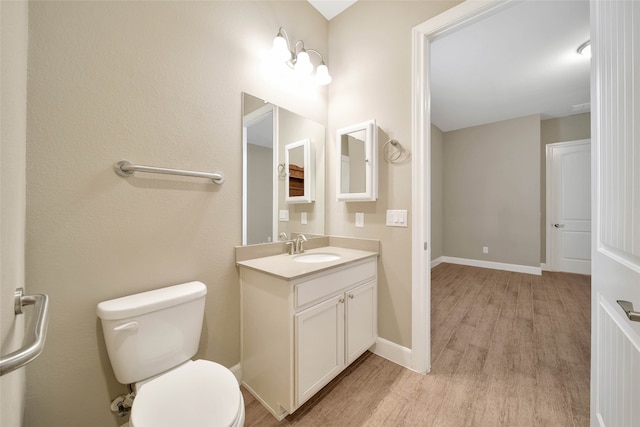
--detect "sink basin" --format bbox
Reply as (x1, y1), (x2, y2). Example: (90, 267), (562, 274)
(292, 252), (341, 263)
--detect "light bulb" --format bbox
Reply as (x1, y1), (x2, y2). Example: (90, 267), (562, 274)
(272, 35), (291, 63)
(294, 50), (313, 75)
(315, 63), (332, 85)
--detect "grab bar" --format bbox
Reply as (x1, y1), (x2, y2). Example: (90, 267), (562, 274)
(0, 288), (50, 376)
(115, 160), (225, 184)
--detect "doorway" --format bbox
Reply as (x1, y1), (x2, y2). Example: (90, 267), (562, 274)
(546, 139), (591, 275)
(411, 0), (590, 373)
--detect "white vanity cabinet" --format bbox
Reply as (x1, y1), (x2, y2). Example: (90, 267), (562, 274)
(239, 256), (377, 420)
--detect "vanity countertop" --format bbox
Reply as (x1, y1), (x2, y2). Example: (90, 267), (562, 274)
(236, 246), (378, 280)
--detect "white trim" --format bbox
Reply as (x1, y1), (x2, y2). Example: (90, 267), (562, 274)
(371, 338), (413, 370)
(229, 362), (242, 385)
(540, 262), (550, 271)
(411, 0), (505, 375)
(242, 103), (276, 246)
(431, 256), (445, 269)
(441, 256), (542, 276)
(410, 24), (430, 374)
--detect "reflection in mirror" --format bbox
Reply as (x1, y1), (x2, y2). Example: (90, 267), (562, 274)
(340, 130), (366, 194)
(285, 139), (314, 203)
(242, 93), (325, 245)
(336, 119), (378, 202)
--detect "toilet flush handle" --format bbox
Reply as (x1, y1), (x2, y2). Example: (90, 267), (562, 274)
(114, 321), (138, 332)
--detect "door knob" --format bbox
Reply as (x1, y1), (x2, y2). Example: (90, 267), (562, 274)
(553, 223), (565, 228)
(617, 300), (640, 322)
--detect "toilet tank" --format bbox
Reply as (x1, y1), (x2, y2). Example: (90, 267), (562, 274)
(97, 281), (207, 384)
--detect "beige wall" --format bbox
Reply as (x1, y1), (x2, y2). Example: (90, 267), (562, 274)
(443, 115), (541, 267)
(327, 1), (460, 348)
(539, 113), (591, 262)
(1, 1), (29, 425)
(25, 2), (327, 426)
(431, 125), (444, 261)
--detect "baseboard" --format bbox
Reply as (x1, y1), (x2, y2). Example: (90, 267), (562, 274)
(230, 362), (242, 385)
(441, 256), (542, 276)
(540, 262), (550, 271)
(241, 381), (288, 421)
(371, 337), (412, 369)
(431, 256), (444, 268)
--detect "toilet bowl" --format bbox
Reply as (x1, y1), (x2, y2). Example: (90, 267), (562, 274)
(130, 360), (244, 427)
(97, 281), (245, 427)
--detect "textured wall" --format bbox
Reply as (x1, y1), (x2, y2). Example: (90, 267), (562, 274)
(443, 115), (541, 267)
(327, 1), (460, 348)
(1, 1), (28, 425)
(431, 125), (444, 261)
(25, 2), (327, 426)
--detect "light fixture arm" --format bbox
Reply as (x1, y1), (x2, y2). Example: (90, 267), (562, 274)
(306, 49), (326, 65)
(277, 27), (291, 50)
(271, 26), (331, 85)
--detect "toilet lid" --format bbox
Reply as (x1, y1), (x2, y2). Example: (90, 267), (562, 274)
(131, 360), (242, 427)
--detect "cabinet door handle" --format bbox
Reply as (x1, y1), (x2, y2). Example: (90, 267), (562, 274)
(348, 294), (354, 299)
(339, 298), (345, 304)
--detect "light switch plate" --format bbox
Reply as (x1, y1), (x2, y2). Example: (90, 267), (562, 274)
(386, 209), (408, 227)
(355, 212), (364, 228)
(279, 210), (289, 222)
(301, 212), (307, 224)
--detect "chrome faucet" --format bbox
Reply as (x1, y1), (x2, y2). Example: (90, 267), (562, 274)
(285, 241), (295, 255)
(294, 234), (307, 254)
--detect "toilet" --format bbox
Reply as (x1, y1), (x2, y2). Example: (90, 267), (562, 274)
(97, 281), (245, 427)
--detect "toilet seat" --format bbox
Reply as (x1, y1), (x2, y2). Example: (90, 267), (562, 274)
(130, 360), (244, 427)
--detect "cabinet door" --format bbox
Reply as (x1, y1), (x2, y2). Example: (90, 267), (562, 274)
(345, 281), (377, 365)
(295, 294), (345, 407)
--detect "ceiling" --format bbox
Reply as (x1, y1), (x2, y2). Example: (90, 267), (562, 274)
(430, 0), (591, 132)
(307, 0), (356, 21)
(307, 1), (590, 132)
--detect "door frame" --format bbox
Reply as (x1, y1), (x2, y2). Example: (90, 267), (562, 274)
(411, 0), (507, 373)
(546, 139), (591, 273)
(242, 103), (277, 245)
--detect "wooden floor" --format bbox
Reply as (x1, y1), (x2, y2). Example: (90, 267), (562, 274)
(242, 263), (591, 426)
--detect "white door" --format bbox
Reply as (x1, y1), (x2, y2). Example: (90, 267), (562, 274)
(591, 1), (640, 426)
(345, 281), (377, 364)
(547, 140), (591, 274)
(295, 295), (344, 407)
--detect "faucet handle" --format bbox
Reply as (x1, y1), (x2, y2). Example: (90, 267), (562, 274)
(285, 241), (294, 255)
(295, 234), (307, 253)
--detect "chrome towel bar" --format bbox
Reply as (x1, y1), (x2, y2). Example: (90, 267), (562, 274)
(115, 160), (225, 184)
(0, 288), (50, 376)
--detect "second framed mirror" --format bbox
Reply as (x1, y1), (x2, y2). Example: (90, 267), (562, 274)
(336, 119), (378, 202)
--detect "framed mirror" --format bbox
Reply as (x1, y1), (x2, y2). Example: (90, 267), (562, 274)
(285, 139), (314, 204)
(336, 119), (378, 202)
(242, 93), (325, 245)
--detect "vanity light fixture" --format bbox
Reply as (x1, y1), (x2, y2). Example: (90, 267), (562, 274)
(577, 40), (591, 58)
(272, 27), (332, 85)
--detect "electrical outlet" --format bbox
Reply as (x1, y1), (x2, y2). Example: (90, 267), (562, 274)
(483, 246), (489, 254)
(301, 212), (307, 224)
(279, 210), (289, 222)
(355, 212), (364, 228)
